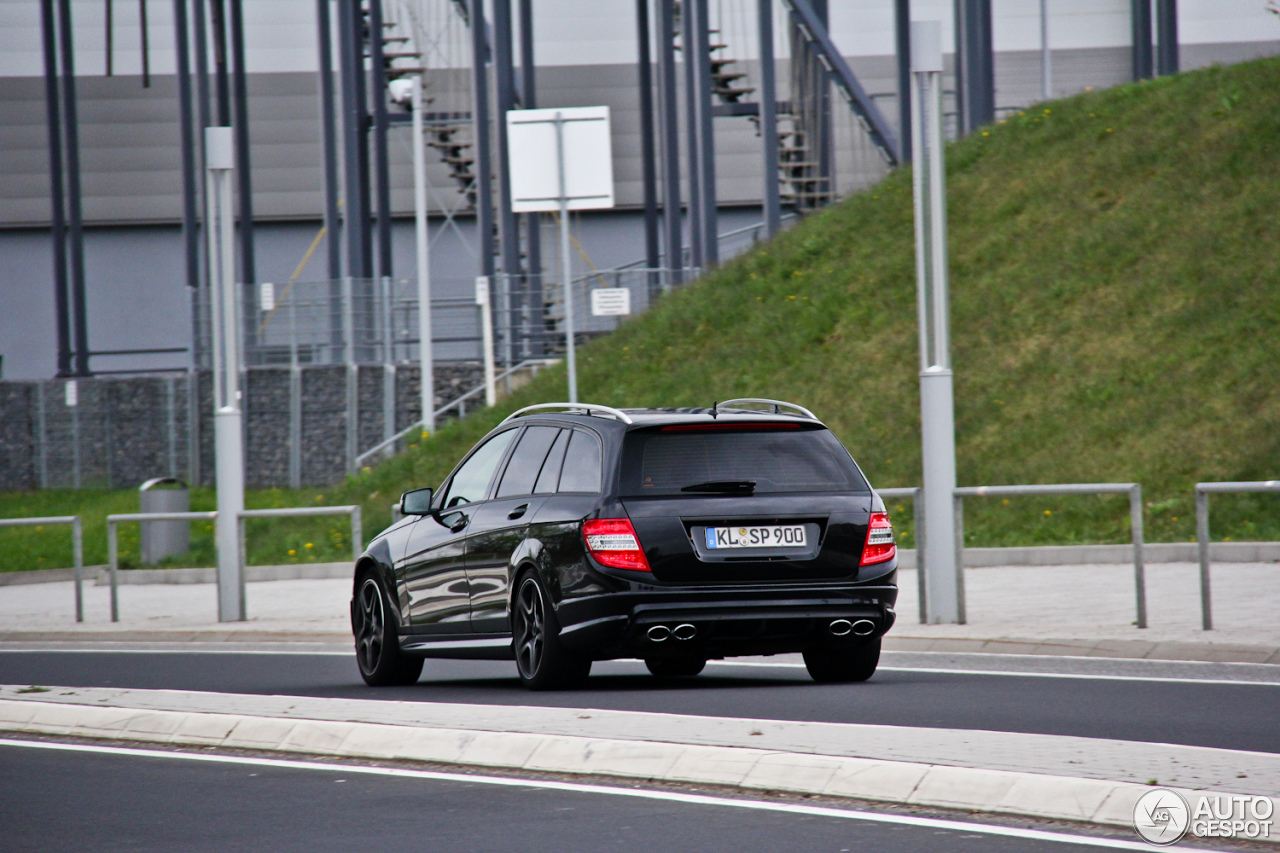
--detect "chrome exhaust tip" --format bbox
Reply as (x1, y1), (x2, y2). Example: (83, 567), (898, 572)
(851, 619), (876, 636)
(647, 625), (671, 642)
(672, 623), (697, 641)
(828, 619), (853, 637)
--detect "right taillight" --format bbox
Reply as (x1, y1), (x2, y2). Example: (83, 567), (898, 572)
(582, 518), (651, 571)
(860, 512), (896, 566)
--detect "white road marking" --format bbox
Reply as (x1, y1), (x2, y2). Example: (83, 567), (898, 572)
(705, 660), (1280, 687)
(0, 737), (1202, 851)
(1, 648), (1277, 686)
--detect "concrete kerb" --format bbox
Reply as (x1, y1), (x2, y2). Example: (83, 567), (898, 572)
(1, 697), (1276, 840)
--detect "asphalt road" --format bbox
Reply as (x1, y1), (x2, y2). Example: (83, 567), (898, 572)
(2, 649), (1278, 753)
(0, 739), (1143, 853)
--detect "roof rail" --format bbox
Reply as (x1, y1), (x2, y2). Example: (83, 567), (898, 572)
(501, 403), (635, 425)
(717, 398), (818, 420)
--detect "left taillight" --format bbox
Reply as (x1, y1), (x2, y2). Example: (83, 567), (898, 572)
(582, 518), (651, 571)
(859, 512), (896, 566)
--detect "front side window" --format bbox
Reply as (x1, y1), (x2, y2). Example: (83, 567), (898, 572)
(442, 429), (518, 508)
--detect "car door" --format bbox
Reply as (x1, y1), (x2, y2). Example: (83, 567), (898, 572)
(464, 425), (563, 633)
(402, 428), (518, 632)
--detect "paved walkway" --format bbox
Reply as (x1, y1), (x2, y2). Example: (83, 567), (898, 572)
(2, 563), (1277, 661)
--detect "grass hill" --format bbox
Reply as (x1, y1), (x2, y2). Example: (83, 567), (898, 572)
(4, 56), (1279, 571)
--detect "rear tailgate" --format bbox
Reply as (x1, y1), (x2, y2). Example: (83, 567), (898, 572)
(621, 493), (872, 583)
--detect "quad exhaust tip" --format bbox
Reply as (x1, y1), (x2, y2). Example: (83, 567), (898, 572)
(672, 623), (697, 641)
(647, 625), (671, 642)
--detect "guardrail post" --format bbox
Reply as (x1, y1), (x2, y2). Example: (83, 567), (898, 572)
(912, 488), (926, 624)
(72, 516), (84, 623)
(1129, 484), (1147, 629)
(236, 513), (248, 621)
(107, 519), (120, 623)
(1196, 486), (1212, 631)
(351, 506), (363, 560)
(952, 492), (966, 624)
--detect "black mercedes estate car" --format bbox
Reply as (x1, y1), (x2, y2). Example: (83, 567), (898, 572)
(351, 399), (898, 690)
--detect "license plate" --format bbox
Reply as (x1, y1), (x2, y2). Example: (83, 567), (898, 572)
(705, 525), (806, 549)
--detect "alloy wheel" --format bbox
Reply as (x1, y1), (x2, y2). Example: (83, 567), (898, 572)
(514, 577), (545, 679)
(355, 578), (384, 674)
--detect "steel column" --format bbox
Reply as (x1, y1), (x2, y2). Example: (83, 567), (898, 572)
(228, 0), (256, 322)
(954, 0), (994, 134)
(693, 0), (718, 265)
(39, 0), (72, 377)
(1156, 0), (1178, 76)
(658, 0), (684, 282)
(758, 0), (781, 236)
(1132, 0), (1154, 80)
(471, 0), (496, 279)
(174, 0), (200, 301)
(56, 0), (89, 376)
(682, 0), (704, 272)
(493, 0), (522, 362)
(368, 0), (393, 280)
(894, 0), (911, 163)
(636, 0), (662, 291)
(337, 0), (364, 279)
(517, 0), (543, 351)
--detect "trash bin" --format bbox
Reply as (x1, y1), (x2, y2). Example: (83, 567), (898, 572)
(139, 477), (190, 565)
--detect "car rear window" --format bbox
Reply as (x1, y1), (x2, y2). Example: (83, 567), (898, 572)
(619, 425), (868, 496)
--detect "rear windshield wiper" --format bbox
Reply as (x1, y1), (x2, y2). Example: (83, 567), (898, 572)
(680, 480), (756, 495)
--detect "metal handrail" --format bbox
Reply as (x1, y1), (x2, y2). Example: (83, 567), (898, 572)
(717, 398), (818, 420)
(238, 507), (363, 598)
(501, 402), (634, 425)
(106, 511), (218, 622)
(953, 483), (1145, 628)
(1195, 479), (1280, 631)
(0, 516), (84, 622)
(353, 358), (555, 469)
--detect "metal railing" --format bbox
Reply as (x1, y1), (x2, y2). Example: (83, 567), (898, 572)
(1195, 479), (1280, 631)
(106, 511), (218, 622)
(876, 487), (924, 624)
(237, 505), (363, 578)
(953, 483), (1146, 628)
(0, 516), (84, 622)
(352, 358), (555, 471)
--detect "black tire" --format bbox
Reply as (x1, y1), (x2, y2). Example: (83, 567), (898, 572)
(512, 572), (591, 691)
(352, 573), (424, 687)
(645, 657), (707, 678)
(803, 637), (881, 683)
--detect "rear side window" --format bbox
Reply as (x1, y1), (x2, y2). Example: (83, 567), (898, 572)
(619, 426), (868, 496)
(558, 430), (602, 493)
(497, 426), (561, 498)
(533, 429), (570, 494)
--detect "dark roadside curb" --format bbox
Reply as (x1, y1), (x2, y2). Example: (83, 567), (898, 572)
(1, 630), (1277, 665)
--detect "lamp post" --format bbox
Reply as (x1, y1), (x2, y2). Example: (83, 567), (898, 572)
(910, 22), (964, 624)
(205, 126), (245, 622)
(410, 76), (435, 435)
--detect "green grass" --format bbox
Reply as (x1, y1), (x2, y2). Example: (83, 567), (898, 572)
(4, 57), (1280, 571)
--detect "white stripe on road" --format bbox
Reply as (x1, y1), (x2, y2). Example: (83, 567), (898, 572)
(707, 660), (1280, 687)
(1, 648), (1278, 686)
(0, 737), (1202, 851)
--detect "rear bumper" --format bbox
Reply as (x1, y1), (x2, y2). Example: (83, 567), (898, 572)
(556, 581), (898, 660)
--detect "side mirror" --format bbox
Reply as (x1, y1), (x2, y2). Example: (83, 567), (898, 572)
(399, 487), (434, 516)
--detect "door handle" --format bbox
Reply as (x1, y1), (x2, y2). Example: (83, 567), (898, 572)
(508, 504), (529, 520)
(446, 512), (469, 532)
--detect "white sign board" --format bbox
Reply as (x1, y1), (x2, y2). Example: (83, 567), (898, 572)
(590, 288), (631, 317)
(506, 107), (615, 212)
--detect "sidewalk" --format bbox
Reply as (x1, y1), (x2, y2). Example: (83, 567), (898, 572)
(2, 563), (1277, 662)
